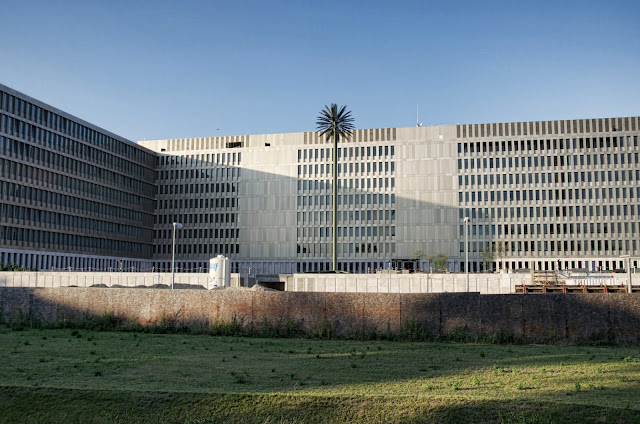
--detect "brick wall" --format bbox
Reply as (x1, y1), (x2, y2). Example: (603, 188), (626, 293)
(0, 288), (638, 345)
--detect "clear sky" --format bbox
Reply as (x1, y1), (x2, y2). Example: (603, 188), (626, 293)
(1, 0), (639, 142)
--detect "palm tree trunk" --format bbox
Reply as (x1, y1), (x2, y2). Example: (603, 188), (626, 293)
(332, 132), (339, 272)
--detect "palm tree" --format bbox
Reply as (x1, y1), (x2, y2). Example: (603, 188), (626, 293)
(316, 104), (355, 272)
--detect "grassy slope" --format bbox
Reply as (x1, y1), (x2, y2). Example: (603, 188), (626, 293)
(0, 328), (639, 423)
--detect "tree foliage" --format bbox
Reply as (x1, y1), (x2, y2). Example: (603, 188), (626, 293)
(0, 263), (31, 272)
(428, 250), (449, 272)
(411, 250), (429, 272)
(493, 241), (509, 271)
(477, 241), (509, 272)
(316, 104), (355, 142)
(479, 246), (495, 271)
(494, 240), (509, 259)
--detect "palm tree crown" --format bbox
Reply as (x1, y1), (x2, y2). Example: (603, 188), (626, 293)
(316, 104), (355, 142)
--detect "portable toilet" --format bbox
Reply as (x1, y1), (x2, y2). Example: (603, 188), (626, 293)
(208, 255), (230, 289)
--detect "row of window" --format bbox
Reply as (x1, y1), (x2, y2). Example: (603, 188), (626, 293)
(458, 152), (639, 173)
(1, 204), (149, 240)
(298, 177), (396, 191)
(158, 178), (240, 196)
(297, 225), (396, 239)
(297, 145), (395, 162)
(0, 158), (152, 209)
(0, 225), (151, 257)
(154, 227), (239, 241)
(459, 204), (638, 221)
(460, 239), (636, 256)
(297, 193), (396, 208)
(155, 212), (238, 226)
(158, 151), (241, 167)
(158, 182), (237, 200)
(0, 114), (154, 181)
(298, 209), (396, 225)
(296, 261), (391, 274)
(1, 136), (155, 197)
(457, 136), (638, 156)
(459, 170), (638, 188)
(155, 196), (238, 212)
(298, 161), (395, 177)
(460, 221), (639, 238)
(157, 165), (241, 182)
(2, 251), (147, 273)
(459, 187), (639, 205)
(156, 193), (237, 211)
(0, 89), (155, 168)
(154, 242), (239, 256)
(297, 242), (396, 257)
(0, 181), (152, 226)
(458, 203), (638, 222)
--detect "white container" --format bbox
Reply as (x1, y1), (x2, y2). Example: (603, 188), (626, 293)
(208, 255), (230, 289)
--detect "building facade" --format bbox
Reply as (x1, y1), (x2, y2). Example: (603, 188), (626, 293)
(0, 84), (157, 271)
(1, 83), (639, 275)
(140, 116), (640, 275)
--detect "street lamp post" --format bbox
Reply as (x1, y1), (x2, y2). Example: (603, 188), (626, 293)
(388, 260), (392, 292)
(464, 217), (470, 292)
(622, 255), (633, 294)
(628, 257), (633, 294)
(171, 222), (184, 290)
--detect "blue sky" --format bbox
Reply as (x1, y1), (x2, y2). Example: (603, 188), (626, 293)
(1, 0), (639, 141)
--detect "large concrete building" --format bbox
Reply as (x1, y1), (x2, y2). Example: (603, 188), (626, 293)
(0, 84), (157, 271)
(1, 83), (639, 275)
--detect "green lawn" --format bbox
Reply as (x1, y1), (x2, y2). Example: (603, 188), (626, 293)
(0, 327), (639, 423)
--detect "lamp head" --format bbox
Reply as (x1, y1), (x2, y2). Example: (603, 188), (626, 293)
(173, 222), (184, 229)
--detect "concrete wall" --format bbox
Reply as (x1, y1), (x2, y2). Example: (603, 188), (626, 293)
(0, 272), (241, 289)
(1, 271), (636, 294)
(287, 272), (636, 294)
(0, 287), (639, 345)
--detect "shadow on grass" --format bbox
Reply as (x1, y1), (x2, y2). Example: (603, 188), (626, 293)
(0, 386), (638, 424)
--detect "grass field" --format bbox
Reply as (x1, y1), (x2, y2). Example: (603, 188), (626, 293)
(0, 327), (639, 423)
